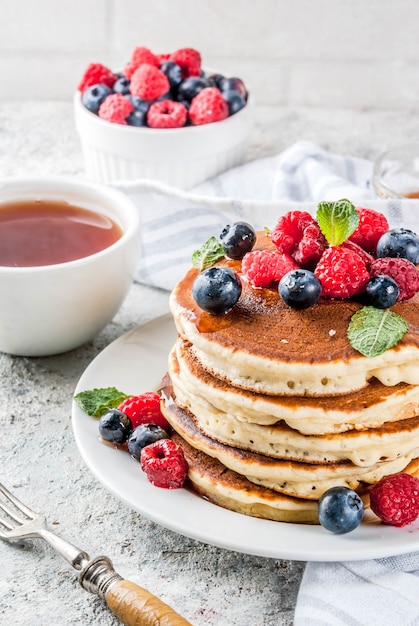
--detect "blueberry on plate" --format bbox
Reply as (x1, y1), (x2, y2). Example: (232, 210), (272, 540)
(127, 424), (169, 460)
(376, 228), (419, 264)
(279, 269), (322, 309)
(318, 486), (364, 534)
(365, 274), (399, 308)
(220, 222), (256, 260)
(81, 83), (113, 114)
(98, 409), (132, 444)
(192, 266), (242, 315)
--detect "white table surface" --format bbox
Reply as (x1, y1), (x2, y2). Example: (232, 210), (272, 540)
(0, 100), (417, 626)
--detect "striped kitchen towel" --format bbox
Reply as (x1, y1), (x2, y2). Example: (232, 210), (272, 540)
(112, 140), (418, 291)
(294, 555), (419, 625)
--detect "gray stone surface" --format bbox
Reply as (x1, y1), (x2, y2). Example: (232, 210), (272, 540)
(0, 101), (416, 626)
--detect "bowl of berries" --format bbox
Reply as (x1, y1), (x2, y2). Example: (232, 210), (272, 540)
(74, 46), (254, 189)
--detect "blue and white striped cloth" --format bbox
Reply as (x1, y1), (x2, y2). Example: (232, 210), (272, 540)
(114, 140), (419, 291)
(115, 140), (419, 624)
(294, 555), (419, 625)
(113, 140), (419, 291)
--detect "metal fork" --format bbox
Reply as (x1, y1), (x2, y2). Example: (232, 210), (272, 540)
(0, 482), (192, 626)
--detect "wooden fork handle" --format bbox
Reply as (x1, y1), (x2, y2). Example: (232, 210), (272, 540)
(105, 579), (192, 626)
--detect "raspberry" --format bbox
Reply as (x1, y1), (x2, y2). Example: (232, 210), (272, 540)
(348, 207), (389, 253)
(124, 46), (160, 79)
(169, 47), (201, 79)
(188, 87), (229, 125)
(118, 392), (170, 431)
(98, 94), (134, 125)
(370, 473), (419, 527)
(77, 62), (117, 92)
(140, 439), (188, 489)
(147, 100), (188, 129)
(370, 257), (419, 301)
(156, 53), (171, 65)
(130, 64), (170, 101)
(242, 249), (298, 288)
(314, 245), (370, 298)
(271, 211), (327, 267)
(341, 240), (374, 270)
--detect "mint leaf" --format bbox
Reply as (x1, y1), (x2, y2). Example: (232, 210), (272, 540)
(74, 387), (129, 417)
(192, 236), (225, 270)
(316, 199), (359, 246)
(347, 306), (408, 357)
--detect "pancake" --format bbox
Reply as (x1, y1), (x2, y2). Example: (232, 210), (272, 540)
(170, 232), (419, 397)
(172, 339), (419, 435)
(165, 224), (419, 524)
(172, 430), (419, 525)
(172, 431), (320, 524)
(169, 351), (419, 466)
(161, 380), (419, 500)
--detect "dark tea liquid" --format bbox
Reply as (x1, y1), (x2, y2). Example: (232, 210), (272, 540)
(0, 199), (123, 267)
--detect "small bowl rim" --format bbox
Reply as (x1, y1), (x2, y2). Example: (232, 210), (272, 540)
(0, 174), (140, 273)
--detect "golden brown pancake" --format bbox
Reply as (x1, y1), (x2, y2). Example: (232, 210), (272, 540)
(165, 228), (419, 523)
(171, 431), (320, 524)
(171, 339), (419, 436)
(161, 378), (419, 500)
(170, 432), (419, 525)
(170, 232), (419, 396)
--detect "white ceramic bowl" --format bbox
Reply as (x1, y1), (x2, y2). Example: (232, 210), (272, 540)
(74, 91), (254, 188)
(0, 176), (140, 356)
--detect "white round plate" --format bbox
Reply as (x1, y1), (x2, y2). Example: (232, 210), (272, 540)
(72, 314), (419, 562)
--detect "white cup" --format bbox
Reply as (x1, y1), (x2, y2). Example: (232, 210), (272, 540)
(0, 176), (140, 356)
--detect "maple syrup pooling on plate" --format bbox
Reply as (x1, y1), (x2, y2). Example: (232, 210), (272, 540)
(0, 198), (123, 267)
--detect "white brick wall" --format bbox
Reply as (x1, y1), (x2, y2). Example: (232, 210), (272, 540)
(1, 0), (418, 108)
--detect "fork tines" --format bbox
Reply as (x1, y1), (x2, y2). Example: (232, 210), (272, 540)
(0, 482), (35, 535)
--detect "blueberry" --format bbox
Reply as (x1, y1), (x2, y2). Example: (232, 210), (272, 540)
(127, 424), (168, 460)
(279, 270), (322, 309)
(219, 76), (248, 100)
(206, 73), (225, 89)
(318, 486), (364, 534)
(113, 76), (131, 95)
(192, 266), (242, 315)
(365, 275), (400, 308)
(125, 96), (150, 126)
(126, 109), (148, 127)
(220, 222), (256, 260)
(177, 76), (212, 102)
(160, 61), (183, 89)
(176, 96), (191, 111)
(376, 228), (419, 264)
(81, 83), (113, 114)
(127, 95), (150, 113)
(222, 89), (246, 116)
(98, 409), (132, 444)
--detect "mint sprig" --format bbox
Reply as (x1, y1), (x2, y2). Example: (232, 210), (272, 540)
(74, 387), (129, 417)
(316, 199), (359, 246)
(192, 236), (225, 270)
(347, 306), (408, 357)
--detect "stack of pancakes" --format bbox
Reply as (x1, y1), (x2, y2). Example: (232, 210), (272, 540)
(160, 232), (419, 524)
